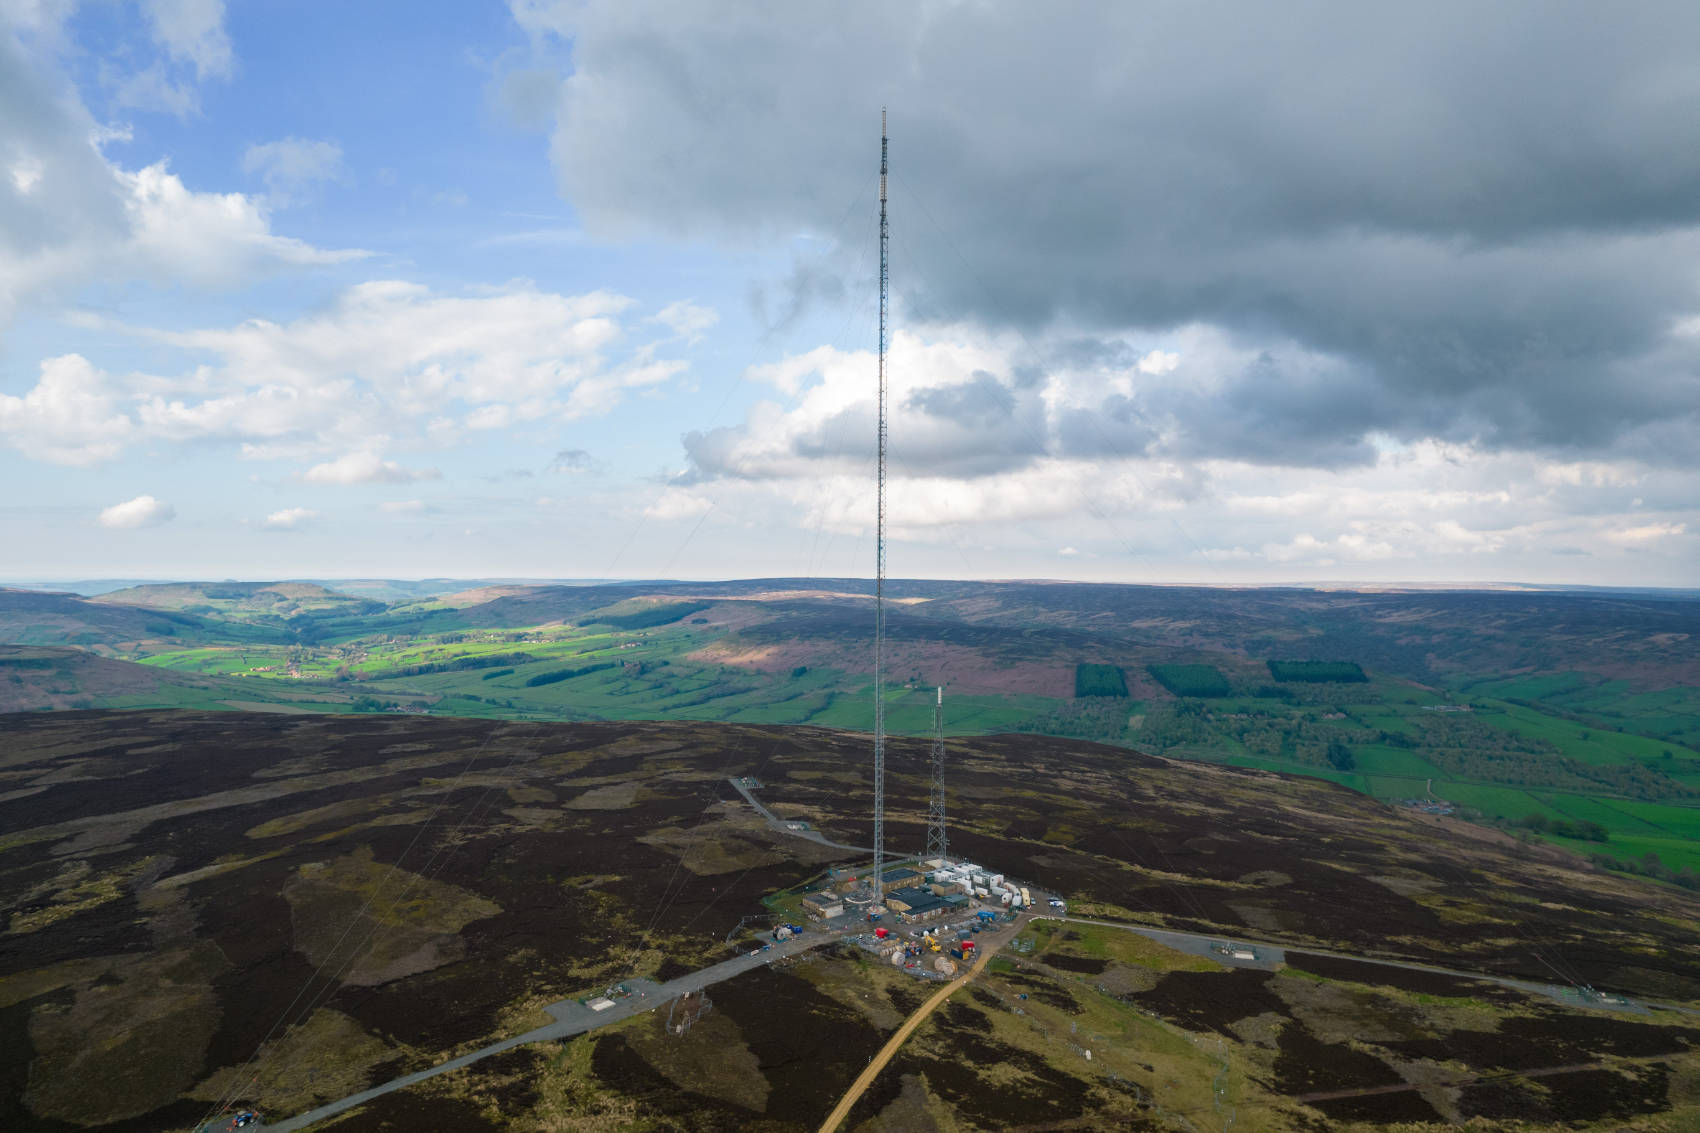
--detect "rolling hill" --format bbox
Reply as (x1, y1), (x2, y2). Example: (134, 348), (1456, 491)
(9, 577), (1700, 881)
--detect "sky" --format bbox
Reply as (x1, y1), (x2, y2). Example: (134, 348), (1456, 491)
(1, 1), (1697, 588)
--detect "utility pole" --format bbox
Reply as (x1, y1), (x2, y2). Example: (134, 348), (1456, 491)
(926, 686), (948, 862)
(872, 109), (889, 910)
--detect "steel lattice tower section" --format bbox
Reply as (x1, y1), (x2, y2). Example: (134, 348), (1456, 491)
(925, 686), (948, 862)
(871, 110), (890, 909)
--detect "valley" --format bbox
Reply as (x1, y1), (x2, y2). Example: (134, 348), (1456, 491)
(5, 579), (1697, 882)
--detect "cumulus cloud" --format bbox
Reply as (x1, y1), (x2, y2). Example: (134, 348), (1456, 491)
(650, 299), (718, 341)
(678, 323), (1409, 497)
(303, 451), (438, 485)
(242, 137), (343, 204)
(514, 1), (1700, 468)
(263, 506), (316, 529)
(0, 354), (134, 465)
(0, 12), (361, 329)
(0, 280), (685, 476)
(98, 494), (174, 529)
(681, 330), (1054, 486)
(643, 488), (712, 521)
(117, 161), (365, 283)
(659, 315), (1698, 576)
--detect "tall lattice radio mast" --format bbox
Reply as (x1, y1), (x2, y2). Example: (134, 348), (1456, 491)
(926, 687), (948, 862)
(871, 109), (890, 908)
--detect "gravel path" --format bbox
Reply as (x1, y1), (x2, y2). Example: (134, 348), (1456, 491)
(816, 935), (1004, 1133)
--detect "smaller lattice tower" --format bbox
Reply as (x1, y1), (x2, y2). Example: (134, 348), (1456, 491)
(925, 686), (948, 861)
(666, 990), (712, 1037)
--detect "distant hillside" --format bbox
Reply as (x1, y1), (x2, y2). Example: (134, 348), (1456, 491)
(0, 645), (359, 713)
(310, 578), (529, 603)
(0, 588), (223, 654)
(91, 580), (382, 619)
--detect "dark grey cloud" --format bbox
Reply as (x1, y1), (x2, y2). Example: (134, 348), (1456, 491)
(907, 370), (1013, 428)
(521, 0), (1700, 467)
(1052, 395), (1159, 465)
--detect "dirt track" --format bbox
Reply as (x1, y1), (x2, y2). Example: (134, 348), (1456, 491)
(816, 938), (1003, 1133)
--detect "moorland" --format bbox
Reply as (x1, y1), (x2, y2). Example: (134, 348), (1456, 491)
(3, 710), (1699, 1131)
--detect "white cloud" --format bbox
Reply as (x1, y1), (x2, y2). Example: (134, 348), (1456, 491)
(644, 488), (712, 521)
(242, 138), (343, 204)
(98, 494), (174, 529)
(263, 506), (316, 529)
(119, 161), (366, 284)
(0, 17), (361, 330)
(0, 280), (688, 474)
(10, 155), (44, 194)
(0, 354), (134, 465)
(1137, 350), (1180, 375)
(304, 451), (439, 485)
(1606, 522), (1687, 546)
(650, 299), (718, 341)
(141, 0), (232, 80)
(379, 498), (427, 514)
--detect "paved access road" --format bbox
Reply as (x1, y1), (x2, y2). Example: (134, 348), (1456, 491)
(257, 930), (835, 1132)
(253, 778), (866, 1131)
(1046, 916), (1691, 1016)
(728, 777), (870, 853)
